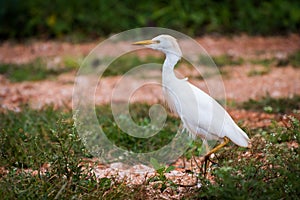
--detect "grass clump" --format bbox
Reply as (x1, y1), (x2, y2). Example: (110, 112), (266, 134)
(1, 96), (300, 199)
(240, 95), (300, 114)
(198, 54), (244, 68)
(103, 55), (163, 77)
(0, 103), (181, 198)
(247, 66), (271, 77)
(0, 105), (151, 199)
(0, 59), (73, 82)
(97, 103), (179, 153)
(189, 115), (300, 199)
(289, 50), (300, 68)
(250, 58), (274, 67)
(251, 51), (300, 68)
(187, 95), (300, 199)
(214, 54), (244, 67)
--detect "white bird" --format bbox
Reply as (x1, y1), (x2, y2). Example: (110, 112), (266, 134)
(133, 35), (250, 170)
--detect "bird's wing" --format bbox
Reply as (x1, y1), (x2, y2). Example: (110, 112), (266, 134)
(162, 78), (249, 147)
(187, 83), (249, 147)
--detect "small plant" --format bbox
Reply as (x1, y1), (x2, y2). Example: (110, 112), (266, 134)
(148, 158), (177, 192)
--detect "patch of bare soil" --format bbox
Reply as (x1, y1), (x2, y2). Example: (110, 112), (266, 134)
(196, 34), (300, 59)
(1, 66), (299, 111)
(1, 35), (299, 110)
(0, 34), (299, 64)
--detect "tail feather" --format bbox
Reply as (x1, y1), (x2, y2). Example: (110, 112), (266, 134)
(225, 124), (250, 147)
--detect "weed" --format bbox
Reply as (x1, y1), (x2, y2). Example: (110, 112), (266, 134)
(148, 158), (176, 192)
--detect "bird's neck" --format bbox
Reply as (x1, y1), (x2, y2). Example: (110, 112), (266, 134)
(162, 53), (180, 82)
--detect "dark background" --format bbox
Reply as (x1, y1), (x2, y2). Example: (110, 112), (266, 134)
(0, 0), (299, 40)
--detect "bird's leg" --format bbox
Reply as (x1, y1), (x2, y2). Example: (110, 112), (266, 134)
(192, 155), (201, 171)
(203, 137), (230, 175)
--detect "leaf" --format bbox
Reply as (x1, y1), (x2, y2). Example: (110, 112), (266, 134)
(150, 157), (163, 170)
(165, 165), (175, 173)
(99, 177), (111, 189)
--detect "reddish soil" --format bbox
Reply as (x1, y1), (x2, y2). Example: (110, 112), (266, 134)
(1, 34), (299, 64)
(1, 65), (299, 111)
(1, 35), (300, 111)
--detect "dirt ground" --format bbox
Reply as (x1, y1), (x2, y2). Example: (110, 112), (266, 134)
(1, 34), (299, 64)
(0, 34), (299, 199)
(0, 34), (299, 111)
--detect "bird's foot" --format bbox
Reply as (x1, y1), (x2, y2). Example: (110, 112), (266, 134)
(202, 154), (219, 176)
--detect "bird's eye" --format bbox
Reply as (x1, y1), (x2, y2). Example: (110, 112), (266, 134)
(154, 40), (160, 44)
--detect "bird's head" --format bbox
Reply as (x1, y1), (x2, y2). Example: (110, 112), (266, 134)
(133, 35), (182, 58)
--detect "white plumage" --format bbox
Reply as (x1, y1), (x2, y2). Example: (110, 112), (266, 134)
(133, 35), (250, 157)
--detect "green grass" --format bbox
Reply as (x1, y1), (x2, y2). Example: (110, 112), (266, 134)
(247, 66), (271, 77)
(214, 54), (244, 67)
(249, 51), (300, 69)
(63, 56), (82, 69)
(240, 95), (300, 114)
(96, 103), (179, 153)
(102, 55), (196, 77)
(289, 50), (300, 68)
(0, 55), (157, 82)
(199, 54), (244, 68)
(1, 96), (300, 199)
(250, 58), (275, 67)
(0, 103), (179, 198)
(0, 54), (240, 82)
(0, 105), (153, 199)
(2, 51), (298, 83)
(210, 51), (300, 70)
(188, 95), (300, 199)
(103, 54), (235, 79)
(189, 116), (300, 199)
(0, 59), (74, 82)
(102, 55), (164, 77)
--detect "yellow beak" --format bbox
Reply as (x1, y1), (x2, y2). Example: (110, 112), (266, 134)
(132, 40), (156, 45)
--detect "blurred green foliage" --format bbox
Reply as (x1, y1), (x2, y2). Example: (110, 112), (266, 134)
(0, 0), (299, 39)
